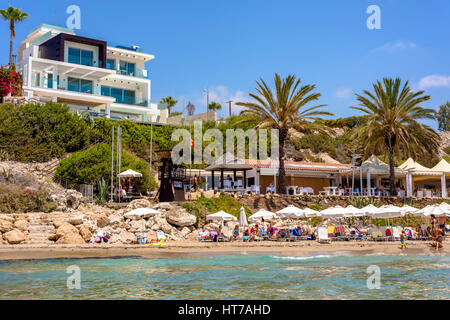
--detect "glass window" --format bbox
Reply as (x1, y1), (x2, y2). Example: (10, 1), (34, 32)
(124, 90), (135, 105)
(127, 63), (135, 76)
(106, 59), (115, 70)
(111, 88), (123, 103)
(101, 86), (111, 96)
(68, 77), (80, 92)
(80, 80), (93, 93)
(47, 74), (53, 89)
(68, 47), (80, 64)
(119, 61), (136, 76)
(81, 50), (93, 66)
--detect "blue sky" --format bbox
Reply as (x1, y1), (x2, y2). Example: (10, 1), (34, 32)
(1, 0), (449, 127)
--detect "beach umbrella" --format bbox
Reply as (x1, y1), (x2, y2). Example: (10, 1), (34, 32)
(118, 169), (143, 178)
(276, 205), (305, 218)
(439, 202), (450, 215)
(303, 208), (321, 218)
(360, 204), (381, 217)
(207, 210), (238, 222)
(248, 209), (277, 222)
(374, 205), (404, 218)
(239, 206), (248, 226)
(414, 204), (447, 217)
(320, 206), (345, 218)
(124, 207), (161, 219)
(343, 205), (364, 217)
(400, 205), (419, 215)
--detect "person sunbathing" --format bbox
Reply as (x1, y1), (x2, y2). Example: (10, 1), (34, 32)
(199, 227), (209, 241)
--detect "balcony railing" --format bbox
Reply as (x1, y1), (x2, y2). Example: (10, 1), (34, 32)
(115, 68), (149, 79)
(30, 75), (150, 107)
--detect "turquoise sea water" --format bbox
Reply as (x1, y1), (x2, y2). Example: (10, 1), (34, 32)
(0, 254), (449, 299)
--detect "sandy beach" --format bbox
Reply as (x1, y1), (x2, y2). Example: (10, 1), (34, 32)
(0, 240), (448, 261)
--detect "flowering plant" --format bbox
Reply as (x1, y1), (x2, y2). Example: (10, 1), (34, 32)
(0, 66), (23, 97)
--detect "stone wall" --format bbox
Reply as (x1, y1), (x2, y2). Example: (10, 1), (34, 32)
(230, 193), (447, 213)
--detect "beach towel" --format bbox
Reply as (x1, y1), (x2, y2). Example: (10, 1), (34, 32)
(157, 232), (167, 242)
(327, 226), (336, 234)
(318, 227), (331, 243)
(147, 232), (158, 243)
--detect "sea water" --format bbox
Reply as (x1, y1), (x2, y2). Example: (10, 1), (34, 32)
(0, 254), (449, 299)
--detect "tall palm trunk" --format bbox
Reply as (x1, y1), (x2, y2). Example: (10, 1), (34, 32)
(387, 133), (396, 196)
(278, 127), (288, 194)
(9, 20), (14, 66)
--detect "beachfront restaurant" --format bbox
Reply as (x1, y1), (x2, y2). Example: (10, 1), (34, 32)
(244, 159), (353, 195)
(399, 158), (450, 198)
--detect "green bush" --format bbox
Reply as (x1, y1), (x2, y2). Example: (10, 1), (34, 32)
(182, 193), (252, 226)
(0, 182), (56, 213)
(0, 102), (90, 162)
(55, 143), (156, 194)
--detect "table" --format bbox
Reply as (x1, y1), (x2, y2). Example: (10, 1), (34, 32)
(323, 186), (338, 196)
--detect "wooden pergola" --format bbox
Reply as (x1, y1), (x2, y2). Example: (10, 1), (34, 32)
(205, 153), (253, 190)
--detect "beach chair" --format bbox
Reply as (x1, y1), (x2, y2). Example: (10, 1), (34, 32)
(317, 227), (331, 243)
(260, 227), (269, 241)
(335, 225), (348, 241)
(147, 232), (158, 243)
(370, 230), (384, 241)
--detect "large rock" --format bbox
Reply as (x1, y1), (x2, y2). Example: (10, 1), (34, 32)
(77, 225), (92, 242)
(108, 214), (123, 226)
(153, 216), (174, 234)
(65, 189), (83, 209)
(113, 229), (135, 244)
(66, 216), (84, 226)
(14, 219), (29, 232)
(0, 215), (15, 223)
(4, 229), (27, 244)
(153, 202), (173, 211)
(56, 232), (85, 244)
(0, 220), (14, 233)
(166, 209), (196, 227)
(96, 214), (110, 228)
(128, 220), (146, 232)
(127, 199), (152, 210)
(55, 222), (79, 240)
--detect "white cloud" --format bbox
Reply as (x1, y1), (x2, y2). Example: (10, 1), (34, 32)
(374, 40), (417, 53)
(334, 87), (352, 99)
(417, 74), (450, 90)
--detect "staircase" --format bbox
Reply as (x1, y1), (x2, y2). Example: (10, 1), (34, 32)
(25, 214), (56, 244)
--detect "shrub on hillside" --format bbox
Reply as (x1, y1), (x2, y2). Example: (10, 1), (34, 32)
(0, 182), (56, 213)
(0, 102), (90, 162)
(55, 143), (156, 194)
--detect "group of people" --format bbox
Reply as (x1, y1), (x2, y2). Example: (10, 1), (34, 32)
(198, 224), (310, 242)
(400, 214), (447, 251)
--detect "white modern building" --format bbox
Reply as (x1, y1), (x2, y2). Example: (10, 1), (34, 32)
(17, 24), (160, 123)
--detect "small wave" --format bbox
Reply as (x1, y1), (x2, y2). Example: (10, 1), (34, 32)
(271, 255), (333, 261)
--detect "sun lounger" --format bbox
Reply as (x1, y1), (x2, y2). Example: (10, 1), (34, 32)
(147, 232), (158, 243)
(370, 230), (384, 241)
(318, 227), (331, 243)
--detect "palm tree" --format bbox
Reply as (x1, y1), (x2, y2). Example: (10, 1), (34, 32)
(0, 6), (29, 66)
(208, 101), (222, 111)
(236, 73), (332, 194)
(350, 78), (440, 196)
(160, 96), (178, 115)
(436, 101), (450, 132)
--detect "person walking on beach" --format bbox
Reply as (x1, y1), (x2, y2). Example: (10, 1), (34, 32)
(400, 230), (407, 250)
(430, 214), (438, 232)
(438, 216), (447, 239)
